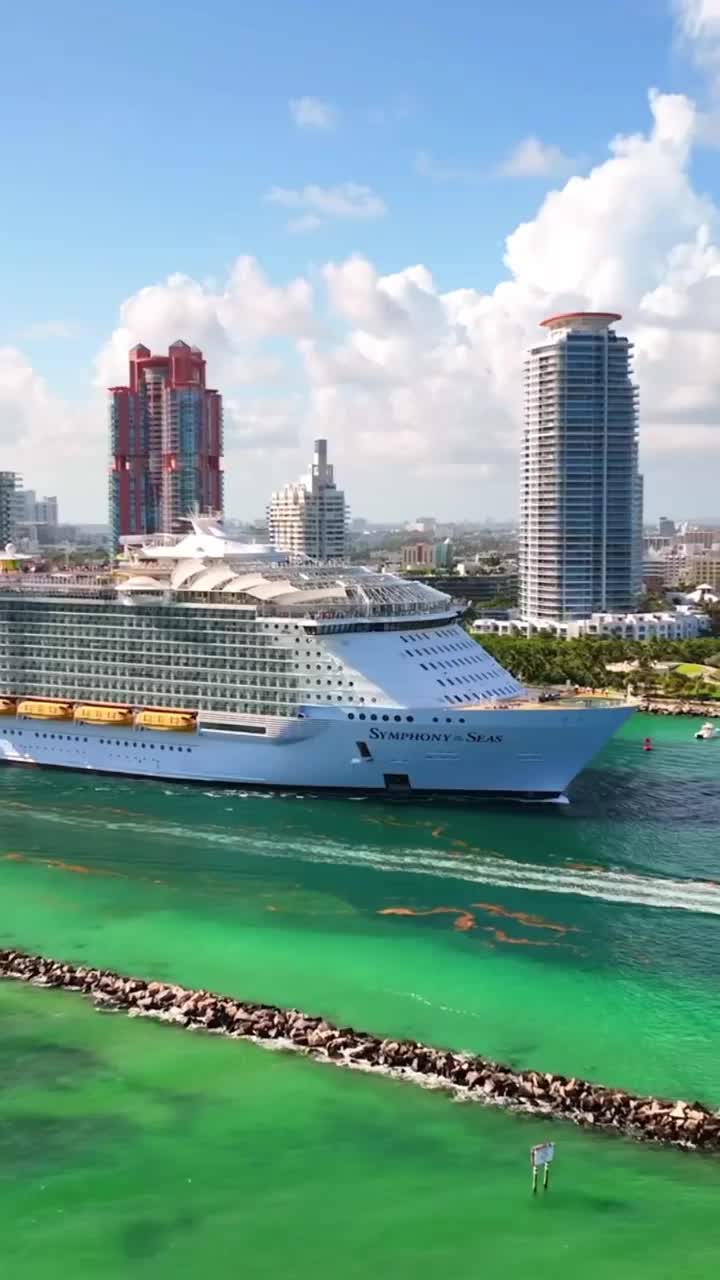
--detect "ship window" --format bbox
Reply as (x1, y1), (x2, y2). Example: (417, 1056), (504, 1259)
(348, 713), (355, 720)
(393, 716), (401, 722)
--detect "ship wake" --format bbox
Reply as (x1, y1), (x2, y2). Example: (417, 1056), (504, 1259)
(3, 801), (720, 918)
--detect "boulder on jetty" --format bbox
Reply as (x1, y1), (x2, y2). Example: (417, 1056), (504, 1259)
(1, 946), (718, 1155)
(639, 699), (720, 719)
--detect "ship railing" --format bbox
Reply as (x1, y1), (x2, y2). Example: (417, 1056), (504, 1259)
(250, 600), (456, 621)
(0, 574), (116, 593)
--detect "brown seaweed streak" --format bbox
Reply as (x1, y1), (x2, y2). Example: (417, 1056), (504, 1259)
(0, 851), (166, 885)
(485, 927), (573, 950)
(378, 906), (476, 932)
(471, 901), (581, 936)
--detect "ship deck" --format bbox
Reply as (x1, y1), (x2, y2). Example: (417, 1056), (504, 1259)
(462, 694), (630, 712)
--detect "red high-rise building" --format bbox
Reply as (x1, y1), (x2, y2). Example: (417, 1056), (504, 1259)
(109, 340), (223, 545)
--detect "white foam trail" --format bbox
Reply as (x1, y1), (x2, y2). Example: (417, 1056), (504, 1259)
(5, 803), (720, 918)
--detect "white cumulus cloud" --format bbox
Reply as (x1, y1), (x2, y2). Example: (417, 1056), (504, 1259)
(5, 90), (720, 521)
(497, 136), (574, 178)
(289, 97), (338, 129)
(266, 182), (387, 231)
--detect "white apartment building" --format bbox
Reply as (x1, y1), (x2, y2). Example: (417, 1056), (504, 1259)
(520, 312), (641, 623)
(268, 439), (347, 561)
(473, 609), (709, 640)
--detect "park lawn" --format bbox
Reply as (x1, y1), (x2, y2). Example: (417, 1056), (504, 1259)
(675, 662), (720, 680)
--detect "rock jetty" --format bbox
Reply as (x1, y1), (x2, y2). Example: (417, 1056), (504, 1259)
(2, 946), (719, 1153)
(639, 698), (720, 718)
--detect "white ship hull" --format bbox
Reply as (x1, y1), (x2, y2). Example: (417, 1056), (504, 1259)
(0, 702), (632, 798)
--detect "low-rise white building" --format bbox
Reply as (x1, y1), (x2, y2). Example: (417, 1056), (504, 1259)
(473, 609), (710, 640)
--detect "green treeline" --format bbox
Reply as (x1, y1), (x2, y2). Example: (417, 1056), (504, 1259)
(473, 634), (720, 700)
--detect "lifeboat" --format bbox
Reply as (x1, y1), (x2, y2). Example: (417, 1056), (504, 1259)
(135, 710), (196, 733)
(74, 705), (133, 726)
(17, 700), (72, 721)
(0, 698), (16, 716)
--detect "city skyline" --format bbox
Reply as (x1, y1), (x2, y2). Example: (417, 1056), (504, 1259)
(1, 1), (720, 523)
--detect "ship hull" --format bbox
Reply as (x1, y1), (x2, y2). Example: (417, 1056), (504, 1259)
(0, 703), (633, 798)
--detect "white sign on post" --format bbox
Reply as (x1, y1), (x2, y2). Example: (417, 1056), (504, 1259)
(531, 1142), (555, 1169)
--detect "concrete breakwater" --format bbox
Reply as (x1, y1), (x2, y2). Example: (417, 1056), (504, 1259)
(2, 946), (719, 1153)
(639, 698), (720, 718)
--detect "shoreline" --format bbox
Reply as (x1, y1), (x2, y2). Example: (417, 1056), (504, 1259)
(2, 946), (719, 1154)
(637, 699), (720, 718)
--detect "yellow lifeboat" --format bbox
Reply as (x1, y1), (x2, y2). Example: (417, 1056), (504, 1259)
(135, 710), (196, 733)
(0, 698), (17, 716)
(17, 700), (72, 721)
(74, 705), (133, 726)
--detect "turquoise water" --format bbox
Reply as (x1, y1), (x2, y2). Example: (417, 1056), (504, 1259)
(1, 712), (720, 1276)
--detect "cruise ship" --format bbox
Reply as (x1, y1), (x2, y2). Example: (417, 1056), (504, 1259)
(0, 522), (632, 798)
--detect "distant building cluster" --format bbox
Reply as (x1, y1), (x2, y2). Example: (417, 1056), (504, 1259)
(0, 472), (59, 549)
(642, 519), (720, 595)
(400, 539), (453, 571)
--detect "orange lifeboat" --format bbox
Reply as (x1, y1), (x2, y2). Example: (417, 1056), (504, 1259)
(17, 700), (72, 721)
(135, 710), (196, 733)
(0, 698), (16, 716)
(74, 705), (133, 726)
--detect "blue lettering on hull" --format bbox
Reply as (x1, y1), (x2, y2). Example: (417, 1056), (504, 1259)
(367, 727), (502, 745)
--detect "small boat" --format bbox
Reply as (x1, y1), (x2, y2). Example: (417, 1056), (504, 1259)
(17, 700), (72, 721)
(135, 709), (196, 733)
(74, 704), (133, 726)
(694, 723), (718, 741)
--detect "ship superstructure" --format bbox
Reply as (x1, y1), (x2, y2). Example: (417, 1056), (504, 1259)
(0, 522), (632, 797)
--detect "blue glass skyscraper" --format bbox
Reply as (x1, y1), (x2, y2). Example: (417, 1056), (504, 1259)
(520, 312), (641, 622)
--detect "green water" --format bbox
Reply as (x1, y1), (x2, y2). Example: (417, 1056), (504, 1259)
(1, 713), (720, 1277)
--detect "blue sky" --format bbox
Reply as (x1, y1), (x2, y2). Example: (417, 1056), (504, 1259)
(1, 0), (719, 521)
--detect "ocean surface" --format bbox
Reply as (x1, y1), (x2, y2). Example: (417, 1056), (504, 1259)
(1, 711), (719, 1278)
